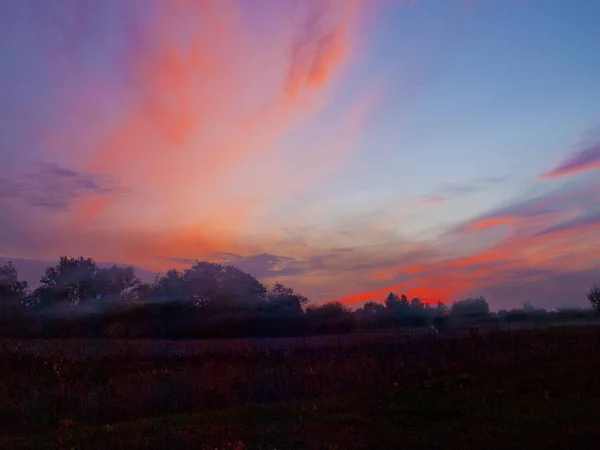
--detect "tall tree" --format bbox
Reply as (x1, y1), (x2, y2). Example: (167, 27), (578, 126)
(386, 293), (410, 311)
(436, 301), (448, 313)
(180, 261), (267, 308)
(385, 293), (400, 309)
(94, 265), (141, 303)
(0, 261), (28, 316)
(267, 282), (308, 316)
(362, 301), (385, 315)
(410, 297), (424, 310)
(451, 297), (490, 318)
(587, 282), (600, 312)
(151, 269), (185, 303)
(306, 301), (354, 334)
(31, 256), (98, 309)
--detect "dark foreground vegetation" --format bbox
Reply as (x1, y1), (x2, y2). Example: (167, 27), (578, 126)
(1, 326), (600, 449)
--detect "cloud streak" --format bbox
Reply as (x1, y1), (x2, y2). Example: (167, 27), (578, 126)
(417, 176), (507, 206)
(56, 0), (367, 234)
(540, 141), (600, 180)
(0, 163), (123, 211)
(335, 176), (600, 309)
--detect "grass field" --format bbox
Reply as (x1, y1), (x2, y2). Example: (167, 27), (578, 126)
(1, 326), (600, 449)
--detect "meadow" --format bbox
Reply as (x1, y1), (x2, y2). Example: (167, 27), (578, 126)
(1, 325), (600, 449)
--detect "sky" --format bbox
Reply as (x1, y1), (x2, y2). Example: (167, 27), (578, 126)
(1, 0), (600, 311)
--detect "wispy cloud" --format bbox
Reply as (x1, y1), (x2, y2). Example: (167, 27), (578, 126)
(417, 176), (507, 206)
(539, 138), (600, 180)
(417, 196), (450, 206)
(0, 163), (124, 211)
(465, 179), (600, 231)
(336, 176), (600, 309)
(52, 0), (368, 234)
(0, 0), (381, 262)
(536, 207), (600, 237)
(284, 0), (356, 102)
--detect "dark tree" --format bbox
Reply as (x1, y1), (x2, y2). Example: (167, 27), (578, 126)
(151, 269), (185, 303)
(0, 261), (28, 316)
(410, 297), (424, 310)
(384, 292), (415, 325)
(384, 292), (399, 308)
(587, 282), (600, 313)
(267, 282), (308, 316)
(30, 256), (99, 309)
(178, 261), (268, 308)
(362, 301), (385, 315)
(306, 301), (354, 334)
(385, 293), (409, 311)
(94, 265), (141, 303)
(354, 301), (385, 329)
(451, 297), (490, 320)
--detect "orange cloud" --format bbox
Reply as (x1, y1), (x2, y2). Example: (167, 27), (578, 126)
(35, 0), (377, 271)
(468, 217), (516, 229)
(59, 0), (364, 233)
(417, 196), (450, 206)
(338, 277), (465, 306)
(72, 195), (119, 229)
(284, 0), (357, 103)
(337, 193), (600, 308)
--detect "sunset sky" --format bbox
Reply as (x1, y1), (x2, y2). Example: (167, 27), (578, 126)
(1, 0), (600, 310)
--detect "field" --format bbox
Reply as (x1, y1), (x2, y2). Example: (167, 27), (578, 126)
(1, 325), (600, 449)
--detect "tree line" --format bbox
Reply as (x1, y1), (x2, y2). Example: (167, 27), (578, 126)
(1, 258), (598, 339)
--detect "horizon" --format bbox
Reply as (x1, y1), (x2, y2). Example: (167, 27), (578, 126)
(0, 254), (594, 313)
(1, 0), (600, 312)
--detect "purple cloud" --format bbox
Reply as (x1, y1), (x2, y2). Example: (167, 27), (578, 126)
(536, 208), (600, 237)
(0, 162), (124, 211)
(166, 253), (308, 279)
(458, 178), (600, 232)
(540, 142), (600, 180)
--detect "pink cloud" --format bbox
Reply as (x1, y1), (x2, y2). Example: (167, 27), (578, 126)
(333, 179), (600, 309)
(417, 196), (450, 206)
(54, 0), (367, 234)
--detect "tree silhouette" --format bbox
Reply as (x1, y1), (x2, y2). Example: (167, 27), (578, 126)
(410, 297), (424, 310)
(267, 282), (308, 316)
(31, 256), (98, 309)
(0, 253), (523, 339)
(151, 269), (185, 303)
(451, 297), (490, 321)
(0, 261), (28, 316)
(306, 301), (354, 334)
(176, 261), (268, 308)
(362, 301), (385, 315)
(587, 282), (600, 313)
(385, 293), (409, 310)
(94, 265), (141, 303)
(355, 301), (385, 329)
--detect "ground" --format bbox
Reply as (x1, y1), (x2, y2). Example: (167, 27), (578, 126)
(1, 326), (599, 449)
